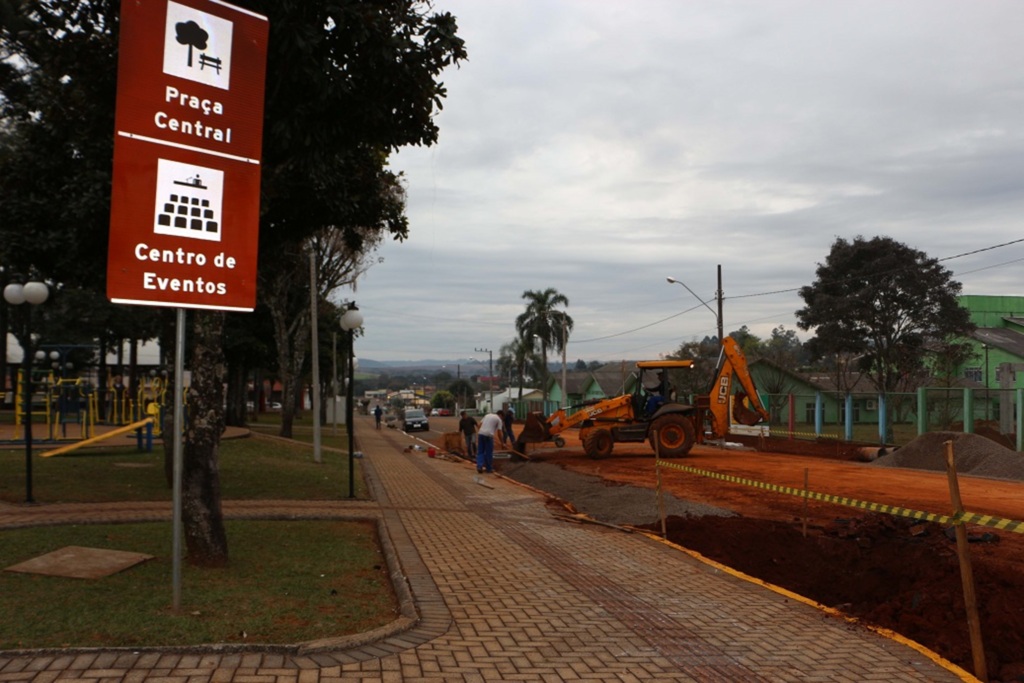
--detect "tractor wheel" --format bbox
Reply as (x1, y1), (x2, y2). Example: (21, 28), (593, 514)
(554, 436), (566, 448)
(582, 428), (614, 459)
(650, 414), (696, 458)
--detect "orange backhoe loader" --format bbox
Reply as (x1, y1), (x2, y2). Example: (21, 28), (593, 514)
(516, 336), (769, 459)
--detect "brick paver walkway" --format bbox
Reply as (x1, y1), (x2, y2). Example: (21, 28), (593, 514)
(0, 416), (975, 682)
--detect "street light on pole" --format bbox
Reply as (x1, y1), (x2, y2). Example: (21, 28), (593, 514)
(666, 265), (724, 345)
(4, 276), (50, 503)
(340, 302), (364, 499)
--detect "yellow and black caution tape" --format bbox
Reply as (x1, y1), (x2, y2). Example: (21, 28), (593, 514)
(770, 429), (843, 441)
(656, 459), (1024, 534)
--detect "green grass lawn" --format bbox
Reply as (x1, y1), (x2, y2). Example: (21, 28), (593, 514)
(0, 426), (394, 649)
(0, 431), (366, 504)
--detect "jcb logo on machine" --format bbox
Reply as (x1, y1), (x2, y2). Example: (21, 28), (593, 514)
(717, 377), (730, 404)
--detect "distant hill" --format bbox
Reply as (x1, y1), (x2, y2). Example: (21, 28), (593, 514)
(358, 358), (478, 372)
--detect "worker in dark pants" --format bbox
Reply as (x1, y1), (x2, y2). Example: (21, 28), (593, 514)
(459, 410), (477, 460)
(502, 406), (516, 445)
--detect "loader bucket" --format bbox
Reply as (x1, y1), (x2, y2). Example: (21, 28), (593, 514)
(732, 391), (763, 426)
(518, 411), (552, 444)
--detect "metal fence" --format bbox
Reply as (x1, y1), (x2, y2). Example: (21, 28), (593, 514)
(760, 387), (1022, 450)
(509, 387), (1023, 451)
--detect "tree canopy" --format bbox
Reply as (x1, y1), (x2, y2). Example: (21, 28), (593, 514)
(796, 235), (974, 394)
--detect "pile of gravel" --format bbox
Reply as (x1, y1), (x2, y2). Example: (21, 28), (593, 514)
(871, 431), (1024, 481)
(500, 460), (734, 526)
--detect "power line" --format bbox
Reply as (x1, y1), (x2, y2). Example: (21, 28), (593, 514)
(361, 238), (1024, 359)
(573, 237), (1024, 345)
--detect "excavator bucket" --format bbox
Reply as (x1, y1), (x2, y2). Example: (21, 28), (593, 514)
(518, 411), (551, 444)
(732, 391), (764, 426)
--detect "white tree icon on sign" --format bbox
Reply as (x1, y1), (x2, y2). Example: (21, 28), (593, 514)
(162, 1), (233, 90)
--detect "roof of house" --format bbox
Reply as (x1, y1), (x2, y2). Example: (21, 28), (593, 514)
(588, 365), (635, 396)
(974, 327), (1024, 358)
(561, 371), (591, 394)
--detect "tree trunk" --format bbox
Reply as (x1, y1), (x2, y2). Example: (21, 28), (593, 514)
(97, 338), (108, 422)
(268, 290), (309, 439)
(223, 358), (248, 427)
(182, 310), (229, 568)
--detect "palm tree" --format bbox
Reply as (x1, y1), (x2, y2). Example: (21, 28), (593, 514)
(500, 336), (542, 400)
(515, 288), (574, 406)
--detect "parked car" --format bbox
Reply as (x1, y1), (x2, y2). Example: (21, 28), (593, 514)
(401, 408), (430, 432)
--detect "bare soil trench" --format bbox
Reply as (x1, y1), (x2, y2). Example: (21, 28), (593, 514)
(436, 429), (1024, 682)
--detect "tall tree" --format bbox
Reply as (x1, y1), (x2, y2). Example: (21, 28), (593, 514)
(668, 336), (721, 400)
(760, 326), (807, 370)
(263, 227), (384, 438)
(796, 236), (975, 399)
(515, 288), (573, 406)
(446, 378), (475, 412)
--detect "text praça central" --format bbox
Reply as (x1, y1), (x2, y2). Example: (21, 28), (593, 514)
(154, 86), (232, 143)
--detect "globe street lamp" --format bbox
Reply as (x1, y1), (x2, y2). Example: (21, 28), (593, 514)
(339, 303), (364, 498)
(4, 277), (49, 503)
(666, 265), (724, 345)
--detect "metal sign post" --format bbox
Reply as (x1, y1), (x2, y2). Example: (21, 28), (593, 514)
(172, 308), (186, 611)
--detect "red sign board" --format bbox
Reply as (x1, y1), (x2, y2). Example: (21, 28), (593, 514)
(108, 0), (268, 311)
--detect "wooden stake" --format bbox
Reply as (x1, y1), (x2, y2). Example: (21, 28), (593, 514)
(654, 429), (667, 539)
(802, 468), (809, 539)
(945, 440), (988, 682)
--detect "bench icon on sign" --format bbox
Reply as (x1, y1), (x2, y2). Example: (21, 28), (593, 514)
(199, 54), (222, 73)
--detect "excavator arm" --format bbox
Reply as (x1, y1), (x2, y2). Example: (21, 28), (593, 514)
(518, 394), (635, 444)
(707, 336), (770, 438)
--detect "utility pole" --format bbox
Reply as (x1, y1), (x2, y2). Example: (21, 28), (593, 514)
(561, 316), (568, 409)
(475, 347), (493, 411)
(716, 264), (724, 346)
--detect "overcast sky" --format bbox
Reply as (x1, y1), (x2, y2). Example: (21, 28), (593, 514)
(342, 1), (1024, 366)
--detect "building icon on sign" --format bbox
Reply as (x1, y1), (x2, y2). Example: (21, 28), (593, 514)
(154, 159), (223, 242)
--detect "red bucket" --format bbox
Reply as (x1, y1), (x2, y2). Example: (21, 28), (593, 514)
(427, 447), (436, 458)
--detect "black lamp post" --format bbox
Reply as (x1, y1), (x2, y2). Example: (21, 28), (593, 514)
(339, 303), (363, 498)
(4, 277), (50, 503)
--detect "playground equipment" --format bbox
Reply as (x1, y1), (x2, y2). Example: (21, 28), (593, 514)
(107, 375), (167, 435)
(39, 417), (155, 458)
(10, 370), (98, 440)
(5, 371), (169, 447)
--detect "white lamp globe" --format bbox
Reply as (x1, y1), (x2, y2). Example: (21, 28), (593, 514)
(23, 281), (49, 305)
(3, 283), (25, 306)
(340, 308), (364, 331)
